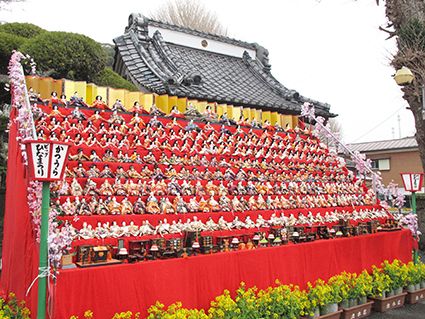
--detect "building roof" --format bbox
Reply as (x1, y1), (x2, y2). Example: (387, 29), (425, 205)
(348, 137), (418, 153)
(113, 13), (335, 118)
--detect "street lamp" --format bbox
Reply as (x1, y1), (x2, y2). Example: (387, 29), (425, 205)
(400, 172), (424, 264)
(394, 67), (414, 86)
(394, 67), (425, 120)
(25, 140), (71, 319)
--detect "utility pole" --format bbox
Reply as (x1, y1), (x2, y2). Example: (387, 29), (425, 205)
(398, 114), (401, 139)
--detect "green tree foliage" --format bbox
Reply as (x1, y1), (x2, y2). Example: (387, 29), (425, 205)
(102, 43), (115, 69)
(92, 68), (138, 91)
(0, 22), (46, 39)
(20, 31), (107, 82)
(0, 22), (45, 73)
(0, 32), (25, 73)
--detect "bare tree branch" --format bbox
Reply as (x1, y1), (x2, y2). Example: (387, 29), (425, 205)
(149, 0), (229, 36)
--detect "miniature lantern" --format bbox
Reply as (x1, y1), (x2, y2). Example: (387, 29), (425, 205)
(25, 140), (72, 181)
(400, 173), (424, 192)
(252, 234), (260, 248)
(192, 241), (200, 256)
(231, 237), (240, 251)
(150, 244), (159, 260)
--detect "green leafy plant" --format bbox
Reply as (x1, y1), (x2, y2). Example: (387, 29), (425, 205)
(74, 260), (425, 318)
(20, 31), (107, 82)
(0, 23), (46, 73)
(92, 68), (138, 91)
(208, 290), (240, 318)
(405, 261), (422, 285)
(0, 293), (31, 319)
(258, 282), (311, 319)
(327, 273), (350, 303)
(371, 265), (391, 297)
(307, 279), (332, 307)
(381, 259), (409, 291)
(0, 23), (46, 39)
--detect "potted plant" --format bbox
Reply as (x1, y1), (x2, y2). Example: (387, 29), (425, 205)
(370, 265), (391, 299)
(418, 262), (425, 289)
(355, 270), (373, 305)
(208, 289), (241, 319)
(328, 273), (349, 309)
(233, 283), (261, 318)
(404, 262), (421, 291)
(256, 281), (311, 319)
(307, 279), (333, 317)
(381, 259), (408, 295)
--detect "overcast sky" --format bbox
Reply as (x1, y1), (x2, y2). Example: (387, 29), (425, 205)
(1, 0), (415, 144)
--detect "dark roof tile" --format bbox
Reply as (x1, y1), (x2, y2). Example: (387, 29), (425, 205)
(113, 15), (335, 118)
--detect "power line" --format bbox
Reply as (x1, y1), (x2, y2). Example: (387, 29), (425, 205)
(352, 105), (406, 142)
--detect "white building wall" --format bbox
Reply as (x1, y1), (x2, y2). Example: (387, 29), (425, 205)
(149, 26), (256, 59)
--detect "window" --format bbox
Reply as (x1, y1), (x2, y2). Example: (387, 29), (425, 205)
(371, 158), (390, 171)
(378, 159), (390, 170)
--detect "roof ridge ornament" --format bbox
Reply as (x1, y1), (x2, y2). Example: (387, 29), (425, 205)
(253, 43), (271, 73)
(126, 13), (149, 41)
(150, 31), (202, 93)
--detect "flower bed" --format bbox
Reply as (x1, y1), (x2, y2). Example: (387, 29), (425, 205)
(69, 259), (425, 318)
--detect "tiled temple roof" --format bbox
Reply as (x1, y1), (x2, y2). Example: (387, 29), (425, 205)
(114, 13), (335, 118)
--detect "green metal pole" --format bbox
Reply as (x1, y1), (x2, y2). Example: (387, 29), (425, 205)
(412, 191), (418, 264)
(37, 181), (50, 319)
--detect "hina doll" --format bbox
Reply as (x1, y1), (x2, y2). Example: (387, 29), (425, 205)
(231, 217), (245, 229)
(218, 216), (232, 231)
(70, 178), (83, 196)
(75, 197), (92, 215)
(181, 180), (193, 195)
(159, 197), (176, 214)
(218, 195), (232, 212)
(194, 181), (206, 196)
(205, 180), (218, 195)
(120, 197), (134, 215)
(99, 179), (114, 196)
(139, 221), (155, 235)
(146, 193), (161, 214)
(83, 177), (99, 196)
(108, 197), (122, 215)
(166, 106), (186, 119)
(99, 164), (115, 178)
(208, 195), (221, 212)
(205, 217), (219, 231)
(133, 196), (146, 214)
(167, 178), (182, 196)
(199, 197), (210, 212)
(95, 198), (109, 215)
(231, 196), (245, 212)
(188, 197), (200, 213)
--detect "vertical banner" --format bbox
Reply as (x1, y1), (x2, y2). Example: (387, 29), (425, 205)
(50, 144), (68, 180)
(30, 143), (50, 179)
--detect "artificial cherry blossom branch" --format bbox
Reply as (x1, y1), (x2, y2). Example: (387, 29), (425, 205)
(301, 102), (405, 209)
(7, 51), (72, 268)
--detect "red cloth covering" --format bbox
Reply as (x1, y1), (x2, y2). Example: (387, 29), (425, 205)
(0, 105), (413, 318)
(56, 230), (412, 319)
(0, 108), (39, 316)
